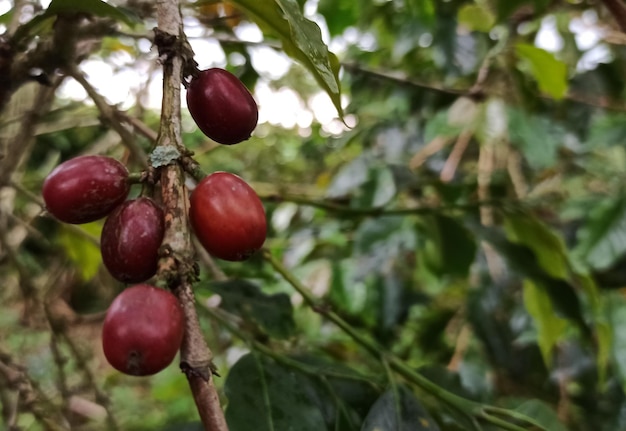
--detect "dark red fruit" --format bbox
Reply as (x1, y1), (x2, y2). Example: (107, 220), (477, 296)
(186, 68), (258, 145)
(42, 155), (130, 224)
(190, 172), (266, 261)
(102, 284), (184, 376)
(100, 197), (164, 283)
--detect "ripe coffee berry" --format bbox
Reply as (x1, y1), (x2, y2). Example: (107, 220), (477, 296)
(42, 155), (130, 224)
(100, 197), (164, 283)
(186, 68), (258, 145)
(190, 172), (266, 261)
(102, 284), (184, 376)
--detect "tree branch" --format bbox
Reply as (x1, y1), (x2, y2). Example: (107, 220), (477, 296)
(67, 66), (149, 167)
(602, 0), (626, 32)
(154, 0), (227, 430)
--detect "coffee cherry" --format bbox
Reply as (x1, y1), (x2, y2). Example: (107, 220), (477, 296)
(190, 172), (266, 261)
(186, 68), (258, 145)
(100, 197), (164, 283)
(42, 155), (130, 224)
(102, 284), (184, 376)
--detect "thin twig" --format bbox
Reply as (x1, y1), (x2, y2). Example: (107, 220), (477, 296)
(440, 129), (473, 182)
(115, 111), (158, 143)
(260, 193), (501, 216)
(66, 66), (149, 167)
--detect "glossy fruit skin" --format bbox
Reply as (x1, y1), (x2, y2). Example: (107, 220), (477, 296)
(100, 197), (164, 283)
(42, 155), (130, 224)
(190, 172), (266, 261)
(102, 284), (184, 376)
(186, 68), (258, 145)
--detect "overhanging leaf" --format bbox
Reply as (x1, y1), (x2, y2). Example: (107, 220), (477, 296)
(361, 385), (440, 431)
(515, 43), (568, 99)
(230, 0), (343, 118)
(14, 0), (138, 43)
(225, 353), (327, 431)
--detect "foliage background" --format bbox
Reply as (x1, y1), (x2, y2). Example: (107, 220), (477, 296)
(2, 0), (626, 430)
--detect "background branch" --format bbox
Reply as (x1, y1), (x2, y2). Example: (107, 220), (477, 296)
(602, 0), (626, 32)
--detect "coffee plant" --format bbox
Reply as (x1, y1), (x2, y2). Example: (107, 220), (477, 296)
(3, 0), (626, 430)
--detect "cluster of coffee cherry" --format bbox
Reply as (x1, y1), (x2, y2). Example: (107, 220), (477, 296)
(42, 68), (264, 376)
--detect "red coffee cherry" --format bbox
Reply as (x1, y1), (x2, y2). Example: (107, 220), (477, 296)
(42, 155), (130, 224)
(102, 284), (184, 376)
(100, 197), (164, 283)
(186, 68), (258, 145)
(190, 172), (266, 261)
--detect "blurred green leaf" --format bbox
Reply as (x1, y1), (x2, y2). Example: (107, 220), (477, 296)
(504, 211), (569, 279)
(361, 385), (440, 431)
(507, 107), (563, 169)
(458, 4), (495, 33)
(574, 196), (626, 270)
(57, 222), (101, 281)
(225, 353), (327, 431)
(367, 166), (397, 208)
(515, 43), (568, 99)
(326, 155), (369, 199)
(514, 399), (568, 431)
(523, 279), (568, 366)
(469, 221), (589, 335)
(317, 0), (360, 36)
(231, 0), (343, 117)
(421, 215), (476, 277)
(608, 293), (626, 389)
(205, 280), (296, 339)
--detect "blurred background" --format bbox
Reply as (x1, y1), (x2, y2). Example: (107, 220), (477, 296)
(2, 0), (626, 430)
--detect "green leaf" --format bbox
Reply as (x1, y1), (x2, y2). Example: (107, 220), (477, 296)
(574, 197), (626, 270)
(468, 220), (590, 335)
(326, 155), (369, 199)
(504, 211), (569, 279)
(350, 165), (397, 208)
(206, 280), (295, 339)
(514, 399), (568, 431)
(225, 353), (327, 431)
(420, 215), (476, 277)
(317, 0), (360, 36)
(507, 107), (562, 169)
(523, 279), (568, 366)
(515, 43), (568, 99)
(231, 0), (343, 117)
(361, 385), (440, 431)
(458, 4), (495, 33)
(57, 222), (102, 281)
